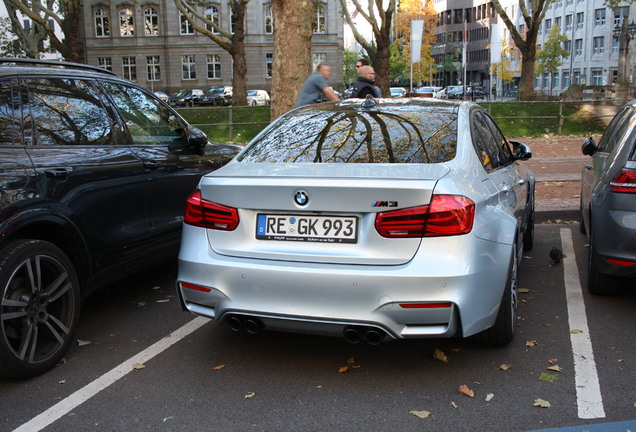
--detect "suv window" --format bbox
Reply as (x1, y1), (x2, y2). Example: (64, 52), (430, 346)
(598, 107), (632, 154)
(239, 105), (457, 164)
(24, 78), (114, 146)
(102, 82), (183, 145)
(471, 110), (513, 171)
(0, 80), (19, 145)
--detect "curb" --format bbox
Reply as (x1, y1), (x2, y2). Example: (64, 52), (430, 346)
(536, 208), (578, 224)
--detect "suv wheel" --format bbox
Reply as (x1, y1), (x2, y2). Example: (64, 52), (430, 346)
(0, 240), (80, 378)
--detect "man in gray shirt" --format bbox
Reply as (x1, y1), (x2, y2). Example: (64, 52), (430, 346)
(295, 63), (340, 107)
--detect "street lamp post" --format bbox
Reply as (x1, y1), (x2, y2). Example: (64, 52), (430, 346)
(613, 19), (636, 83)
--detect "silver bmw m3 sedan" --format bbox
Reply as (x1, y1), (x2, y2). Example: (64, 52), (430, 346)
(177, 98), (535, 346)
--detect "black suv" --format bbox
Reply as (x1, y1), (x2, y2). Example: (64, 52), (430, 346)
(0, 58), (241, 378)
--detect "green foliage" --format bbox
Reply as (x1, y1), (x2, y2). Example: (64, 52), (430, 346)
(536, 25), (570, 75)
(344, 49), (360, 85)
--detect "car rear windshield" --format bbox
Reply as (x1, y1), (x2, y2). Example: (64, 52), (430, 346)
(239, 103), (457, 164)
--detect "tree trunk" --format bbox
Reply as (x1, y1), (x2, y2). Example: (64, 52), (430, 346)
(230, 4), (247, 106)
(374, 33), (391, 96)
(518, 41), (537, 100)
(270, 0), (315, 121)
(58, 0), (84, 62)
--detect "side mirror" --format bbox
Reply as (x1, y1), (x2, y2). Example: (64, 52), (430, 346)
(511, 141), (532, 161)
(187, 125), (209, 154)
(581, 136), (597, 156)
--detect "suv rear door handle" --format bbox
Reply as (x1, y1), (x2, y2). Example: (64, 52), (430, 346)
(143, 161), (159, 172)
(44, 167), (73, 180)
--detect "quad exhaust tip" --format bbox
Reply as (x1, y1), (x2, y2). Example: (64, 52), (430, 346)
(227, 315), (264, 335)
(343, 326), (386, 345)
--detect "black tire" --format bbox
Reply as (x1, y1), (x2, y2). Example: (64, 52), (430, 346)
(251, 100), (257, 106)
(587, 230), (620, 296)
(0, 240), (80, 378)
(522, 197), (534, 251)
(579, 196), (586, 234)
(478, 245), (518, 346)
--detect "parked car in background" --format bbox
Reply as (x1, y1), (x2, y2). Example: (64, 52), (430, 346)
(390, 87), (407, 97)
(0, 58), (241, 378)
(173, 89), (204, 107)
(247, 89), (270, 106)
(415, 86), (442, 97)
(200, 86), (233, 106)
(154, 91), (169, 103)
(177, 98), (535, 348)
(580, 99), (636, 295)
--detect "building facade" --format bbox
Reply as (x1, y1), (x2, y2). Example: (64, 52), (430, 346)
(431, 0), (635, 96)
(81, 0), (344, 96)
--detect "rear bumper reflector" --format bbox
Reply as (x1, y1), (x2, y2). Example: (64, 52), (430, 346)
(180, 282), (212, 293)
(605, 258), (636, 266)
(399, 302), (453, 309)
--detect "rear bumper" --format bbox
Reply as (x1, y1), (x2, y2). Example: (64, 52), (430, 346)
(591, 200), (636, 278)
(177, 224), (513, 340)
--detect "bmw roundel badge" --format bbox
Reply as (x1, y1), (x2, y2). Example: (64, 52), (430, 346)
(294, 190), (309, 206)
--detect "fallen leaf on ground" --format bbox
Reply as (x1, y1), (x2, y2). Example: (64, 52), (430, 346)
(58, 380), (65, 385)
(526, 340), (538, 347)
(499, 364), (512, 371)
(137, 301), (147, 307)
(538, 372), (559, 383)
(485, 393), (494, 402)
(433, 348), (449, 363)
(213, 364), (225, 370)
(458, 384), (475, 397)
(548, 358), (558, 364)
(451, 401), (458, 408)
(410, 410), (431, 419)
(244, 392), (255, 399)
(533, 398), (551, 408)
(518, 288), (530, 293)
(132, 363), (146, 370)
(338, 366), (349, 373)
(347, 357), (356, 364)
(156, 299), (169, 303)
(77, 339), (92, 347)
(547, 365), (562, 372)
(570, 329), (583, 334)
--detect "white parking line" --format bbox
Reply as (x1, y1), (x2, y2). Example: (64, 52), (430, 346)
(13, 316), (210, 432)
(560, 228), (606, 419)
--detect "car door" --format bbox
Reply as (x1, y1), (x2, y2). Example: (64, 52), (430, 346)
(19, 76), (148, 286)
(472, 110), (527, 224)
(100, 81), (232, 255)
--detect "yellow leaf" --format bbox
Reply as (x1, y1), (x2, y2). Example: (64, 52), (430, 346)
(533, 398), (551, 408)
(410, 410), (431, 419)
(132, 363), (146, 370)
(433, 348), (449, 363)
(244, 392), (255, 399)
(213, 364), (226, 370)
(499, 364), (512, 371)
(518, 288), (530, 293)
(458, 384), (475, 398)
(338, 366), (349, 373)
(58, 380), (66, 385)
(547, 365), (562, 373)
(570, 329), (583, 334)
(485, 393), (494, 402)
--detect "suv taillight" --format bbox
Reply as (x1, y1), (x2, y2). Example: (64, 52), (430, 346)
(184, 190), (239, 231)
(609, 168), (636, 193)
(375, 195), (474, 238)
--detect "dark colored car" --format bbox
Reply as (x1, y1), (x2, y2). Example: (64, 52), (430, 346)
(0, 58), (241, 378)
(200, 86), (233, 106)
(169, 89), (204, 107)
(580, 99), (636, 295)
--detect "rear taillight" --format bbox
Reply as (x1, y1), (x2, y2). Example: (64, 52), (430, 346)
(375, 195), (474, 238)
(184, 190), (239, 230)
(609, 168), (636, 193)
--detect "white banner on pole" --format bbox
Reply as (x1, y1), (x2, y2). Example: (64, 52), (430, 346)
(411, 20), (424, 63)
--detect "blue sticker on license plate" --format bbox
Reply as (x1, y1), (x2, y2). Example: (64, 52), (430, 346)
(256, 214), (357, 243)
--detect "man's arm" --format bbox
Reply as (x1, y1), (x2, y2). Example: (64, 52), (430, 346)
(322, 86), (340, 101)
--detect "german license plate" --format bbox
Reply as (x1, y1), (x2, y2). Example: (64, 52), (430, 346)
(256, 214), (358, 243)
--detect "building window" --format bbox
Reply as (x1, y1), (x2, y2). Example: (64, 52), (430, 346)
(312, 53), (326, 71)
(180, 12), (194, 34)
(95, 9), (110, 37)
(595, 9), (606, 27)
(614, 7), (629, 26)
(592, 70), (603, 85)
(119, 8), (134, 37)
(182, 55), (196, 80)
(575, 39), (583, 56)
(593, 36), (604, 54)
(122, 57), (137, 81)
(563, 71), (570, 88)
(266, 53), (273, 78)
(97, 57), (112, 71)
(552, 72), (559, 89)
(565, 14), (572, 31)
(543, 73), (549, 88)
(544, 18), (551, 31)
(573, 70), (581, 84)
(147, 56), (160, 81)
(265, 5), (273, 34)
(538, 22), (542, 35)
(144, 8), (159, 36)
(313, 3), (325, 33)
(206, 6), (219, 34)
(613, 36), (620, 53)
(207, 54), (221, 79)
(555, 17), (561, 30)
(576, 12), (584, 29)
(564, 40), (572, 55)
